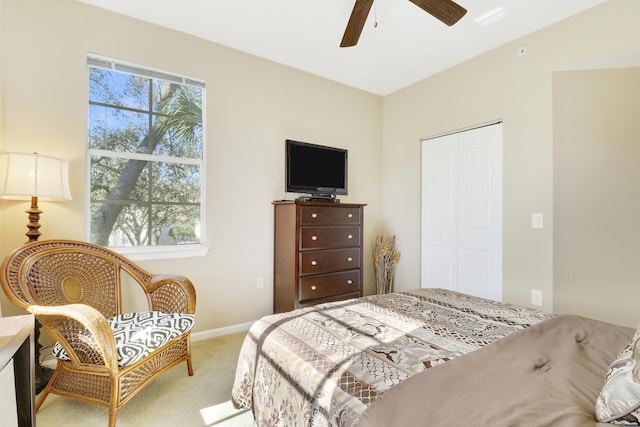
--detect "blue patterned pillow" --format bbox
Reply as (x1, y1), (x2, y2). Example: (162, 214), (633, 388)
(53, 311), (195, 367)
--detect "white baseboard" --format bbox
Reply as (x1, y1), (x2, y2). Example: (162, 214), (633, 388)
(190, 320), (255, 342)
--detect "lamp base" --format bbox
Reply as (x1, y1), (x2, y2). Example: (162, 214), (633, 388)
(25, 195), (42, 243)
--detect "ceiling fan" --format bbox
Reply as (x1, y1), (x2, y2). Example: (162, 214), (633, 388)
(340, 0), (467, 47)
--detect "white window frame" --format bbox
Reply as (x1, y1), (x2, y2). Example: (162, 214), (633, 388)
(86, 54), (208, 261)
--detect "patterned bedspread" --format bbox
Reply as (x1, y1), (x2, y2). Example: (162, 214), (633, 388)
(231, 288), (553, 426)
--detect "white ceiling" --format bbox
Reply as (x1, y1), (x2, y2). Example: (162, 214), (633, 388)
(77, 0), (606, 96)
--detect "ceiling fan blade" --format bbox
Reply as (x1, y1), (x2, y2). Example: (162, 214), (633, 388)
(408, 0), (467, 26)
(340, 0), (374, 48)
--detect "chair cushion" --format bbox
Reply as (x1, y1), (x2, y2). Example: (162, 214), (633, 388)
(53, 311), (196, 367)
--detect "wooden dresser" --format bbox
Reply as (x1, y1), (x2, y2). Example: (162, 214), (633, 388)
(273, 201), (365, 313)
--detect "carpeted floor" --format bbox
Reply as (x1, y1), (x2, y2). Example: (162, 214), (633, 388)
(35, 332), (254, 426)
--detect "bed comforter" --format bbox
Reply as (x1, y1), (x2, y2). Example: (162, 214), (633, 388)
(231, 288), (554, 426)
(358, 313), (634, 427)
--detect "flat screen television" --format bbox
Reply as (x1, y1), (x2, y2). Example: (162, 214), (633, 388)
(286, 139), (348, 202)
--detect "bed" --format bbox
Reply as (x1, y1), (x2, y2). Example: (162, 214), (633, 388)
(231, 288), (640, 426)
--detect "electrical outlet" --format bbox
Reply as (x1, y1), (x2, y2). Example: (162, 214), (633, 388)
(531, 289), (542, 306)
(256, 276), (264, 289)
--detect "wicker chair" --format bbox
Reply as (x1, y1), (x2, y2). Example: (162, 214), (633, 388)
(0, 239), (197, 427)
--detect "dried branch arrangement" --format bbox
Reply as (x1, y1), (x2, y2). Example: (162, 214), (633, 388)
(373, 234), (401, 294)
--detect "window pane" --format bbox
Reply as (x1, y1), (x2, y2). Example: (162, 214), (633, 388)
(90, 202), (151, 247)
(154, 83), (203, 115)
(90, 156), (150, 202)
(151, 204), (201, 245)
(89, 68), (150, 111)
(89, 202), (202, 247)
(153, 122), (203, 159)
(89, 105), (149, 153)
(153, 162), (200, 203)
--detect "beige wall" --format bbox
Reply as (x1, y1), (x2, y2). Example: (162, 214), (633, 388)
(2, 0), (640, 331)
(383, 0), (640, 323)
(0, 0), (383, 330)
(554, 67), (640, 327)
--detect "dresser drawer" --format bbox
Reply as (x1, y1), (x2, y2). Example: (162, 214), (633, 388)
(299, 248), (360, 275)
(299, 206), (361, 225)
(300, 226), (360, 249)
(299, 270), (361, 303)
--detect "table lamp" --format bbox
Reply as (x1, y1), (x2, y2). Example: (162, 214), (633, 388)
(0, 152), (72, 242)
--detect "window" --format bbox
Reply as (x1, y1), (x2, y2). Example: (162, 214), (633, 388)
(87, 55), (205, 255)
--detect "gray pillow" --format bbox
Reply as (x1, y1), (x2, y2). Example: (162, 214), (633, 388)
(596, 329), (640, 425)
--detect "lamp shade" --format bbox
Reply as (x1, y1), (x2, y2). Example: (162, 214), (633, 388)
(0, 152), (72, 201)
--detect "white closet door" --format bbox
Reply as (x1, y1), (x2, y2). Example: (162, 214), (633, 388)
(422, 133), (458, 290)
(421, 123), (502, 301)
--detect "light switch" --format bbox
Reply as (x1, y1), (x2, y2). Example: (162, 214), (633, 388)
(532, 213), (543, 229)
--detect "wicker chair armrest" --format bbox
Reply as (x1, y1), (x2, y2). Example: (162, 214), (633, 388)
(147, 274), (196, 314)
(27, 303), (119, 372)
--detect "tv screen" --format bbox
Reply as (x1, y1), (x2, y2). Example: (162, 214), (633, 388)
(286, 139), (348, 198)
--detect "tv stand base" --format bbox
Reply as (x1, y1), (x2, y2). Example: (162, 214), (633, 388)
(296, 195), (340, 203)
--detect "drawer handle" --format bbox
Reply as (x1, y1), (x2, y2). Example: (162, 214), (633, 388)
(312, 235), (318, 241)
(347, 279), (353, 285)
(347, 257), (353, 262)
(311, 260), (317, 266)
(348, 213), (353, 218)
(312, 213), (318, 218)
(311, 285), (317, 291)
(347, 234), (353, 239)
